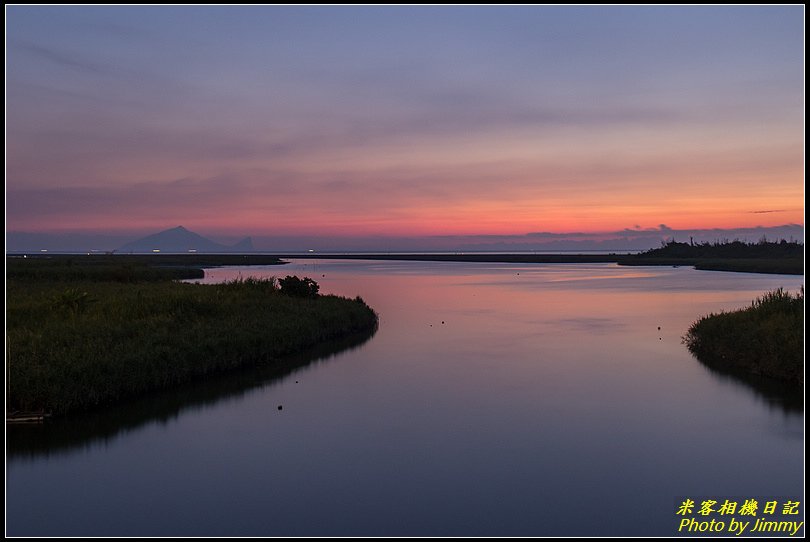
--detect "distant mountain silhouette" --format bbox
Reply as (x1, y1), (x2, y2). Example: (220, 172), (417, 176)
(118, 226), (254, 253)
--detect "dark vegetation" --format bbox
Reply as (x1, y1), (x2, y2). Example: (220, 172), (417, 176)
(620, 239), (803, 274)
(278, 275), (320, 298)
(6, 254), (286, 282)
(6, 256), (377, 417)
(8, 329), (376, 458)
(683, 288), (804, 386)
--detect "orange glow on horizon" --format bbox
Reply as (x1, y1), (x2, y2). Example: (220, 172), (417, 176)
(12, 205), (803, 238)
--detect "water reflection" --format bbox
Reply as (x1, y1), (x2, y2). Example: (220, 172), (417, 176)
(6, 260), (803, 536)
(7, 329), (376, 459)
(693, 356), (803, 414)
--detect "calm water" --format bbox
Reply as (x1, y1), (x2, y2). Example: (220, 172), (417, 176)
(6, 261), (804, 536)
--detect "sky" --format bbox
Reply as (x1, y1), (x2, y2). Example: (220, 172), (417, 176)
(5, 6), (805, 250)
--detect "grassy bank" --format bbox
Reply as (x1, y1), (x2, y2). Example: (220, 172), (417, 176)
(8, 329), (376, 458)
(6, 254), (286, 282)
(7, 273), (377, 416)
(682, 288), (804, 385)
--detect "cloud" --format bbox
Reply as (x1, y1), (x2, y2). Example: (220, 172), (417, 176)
(13, 41), (113, 75)
(621, 224), (674, 233)
(450, 224), (805, 252)
(6, 171), (271, 225)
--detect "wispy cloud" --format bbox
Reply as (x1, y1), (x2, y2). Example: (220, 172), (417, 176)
(13, 41), (113, 75)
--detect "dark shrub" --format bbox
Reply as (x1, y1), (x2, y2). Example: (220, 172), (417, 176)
(278, 276), (320, 298)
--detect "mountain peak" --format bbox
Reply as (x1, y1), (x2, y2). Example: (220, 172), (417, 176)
(118, 227), (254, 253)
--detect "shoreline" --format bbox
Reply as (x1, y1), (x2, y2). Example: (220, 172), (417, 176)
(271, 253), (803, 275)
(8, 252), (802, 275)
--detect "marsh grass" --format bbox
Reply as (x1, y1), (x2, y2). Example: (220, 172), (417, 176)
(683, 288), (804, 385)
(5, 254), (289, 282)
(7, 272), (377, 416)
(6, 256), (204, 282)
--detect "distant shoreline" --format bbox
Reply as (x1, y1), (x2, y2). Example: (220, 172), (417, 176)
(276, 253), (620, 263)
(276, 253), (802, 275)
(7, 251), (803, 275)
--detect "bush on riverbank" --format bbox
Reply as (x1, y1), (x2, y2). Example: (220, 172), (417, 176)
(682, 288), (804, 385)
(278, 275), (320, 298)
(7, 275), (377, 416)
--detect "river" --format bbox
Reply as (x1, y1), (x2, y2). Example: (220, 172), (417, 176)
(6, 260), (804, 536)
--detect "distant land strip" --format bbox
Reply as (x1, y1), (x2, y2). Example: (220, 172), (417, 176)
(273, 253), (618, 263)
(270, 253), (802, 275)
(8, 246), (803, 275)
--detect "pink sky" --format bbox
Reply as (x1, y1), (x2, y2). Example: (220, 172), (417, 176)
(6, 7), (804, 242)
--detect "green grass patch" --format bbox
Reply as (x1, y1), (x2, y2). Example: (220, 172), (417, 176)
(682, 288), (804, 385)
(7, 274), (378, 416)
